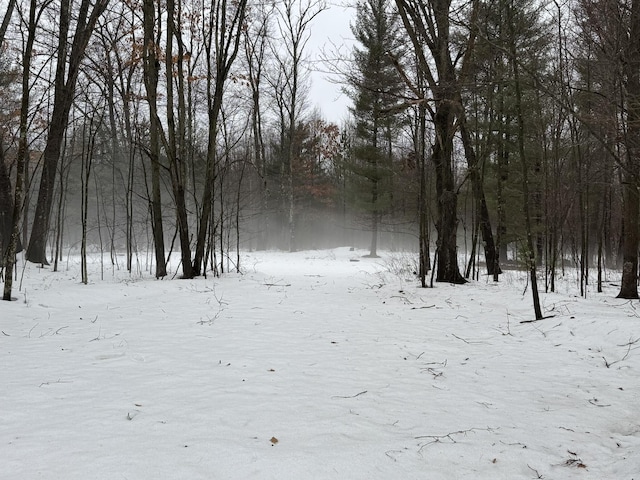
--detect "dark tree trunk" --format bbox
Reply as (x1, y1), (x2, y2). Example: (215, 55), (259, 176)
(395, 0), (466, 284)
(460, 119), (500, 276)
(618, 179), (640, 298)
(432, 94), (466, 284)
(0, 0), (16, 45)
(3, 0), (34, 300)
(142, 0), (167, 278)
(0, 139), (22, 263)
(617, 0), (640, 299)
(508, 0), (542, 319)
(417, 102), (430, 286)
(26, 101), (70, 264)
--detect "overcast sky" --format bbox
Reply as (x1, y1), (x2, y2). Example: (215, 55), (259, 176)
(307, 1), (356, 125)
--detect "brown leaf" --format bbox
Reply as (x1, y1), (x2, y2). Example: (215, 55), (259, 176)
(270, 437), (279, 445)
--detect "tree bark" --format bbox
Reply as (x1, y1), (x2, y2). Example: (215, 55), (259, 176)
(617, 0), (640, 299)
(459, 118), (500, 276)
(3, 0), (35, 300)
(0, 138), (22, 263)
(142, 0), (167, 278)
(508, 0), (542, 319)
(432, 95), (465, 284)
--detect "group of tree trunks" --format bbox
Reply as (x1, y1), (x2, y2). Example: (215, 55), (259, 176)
(2, 0), (640, 310)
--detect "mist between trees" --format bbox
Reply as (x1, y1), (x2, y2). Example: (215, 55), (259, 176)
(1, 0), (640, 313)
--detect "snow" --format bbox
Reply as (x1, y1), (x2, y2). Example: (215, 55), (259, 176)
(1, 248), (639, 479)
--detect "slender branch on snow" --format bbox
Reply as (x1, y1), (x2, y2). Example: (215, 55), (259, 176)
(603, 341), (634, 368)
(588, 398), (612, 407)
(527, 464), (543, 479)
(416, 427), (495, 451)
(332, 390), (368, 399)
(616, 336), (640, 348)
(519, 315), (556, 324)
(451, 333), (488, 344)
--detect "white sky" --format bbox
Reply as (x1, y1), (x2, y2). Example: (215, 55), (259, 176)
(308, 2), (356, 125)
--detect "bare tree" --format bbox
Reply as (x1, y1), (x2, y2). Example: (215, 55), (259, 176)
(191, 0), (248, 275)
(244, 0), (273, 250)
(25, 0), (110, 265)
(271, 0), (326, 252)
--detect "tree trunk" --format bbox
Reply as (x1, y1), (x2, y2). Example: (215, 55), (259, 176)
(0, 139), (22, 263)
(460, 118), (500, 276)
(617, 0), (640, 299)
(508, 0), (542, 319)
(3, 0), (34, 300)
(142, 0), (167, 278)
(432, 96), (466, 284)
(417, 102), (430, 286)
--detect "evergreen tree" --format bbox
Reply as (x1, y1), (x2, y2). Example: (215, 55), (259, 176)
(348, 0), (405, 257)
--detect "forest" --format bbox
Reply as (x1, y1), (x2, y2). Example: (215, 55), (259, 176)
(1, 0), (640, 308)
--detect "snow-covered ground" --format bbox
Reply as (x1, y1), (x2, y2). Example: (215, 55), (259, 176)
(1, 248), (639, 479)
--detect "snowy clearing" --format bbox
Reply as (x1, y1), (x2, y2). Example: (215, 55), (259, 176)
(1, 248), (639, 479)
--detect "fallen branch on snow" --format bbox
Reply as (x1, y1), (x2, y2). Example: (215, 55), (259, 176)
(416, 426), (496, 451)
(520, 315), (556, 324)
(332, 390), (367, 399)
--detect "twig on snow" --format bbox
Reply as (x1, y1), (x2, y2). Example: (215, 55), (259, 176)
(588, 398), (611, 407)
(451, 333), (487, 344)
(603, 342), (633, 368)
(385, 449), (403, 461)
(520, 315), (556, 324)
(452, 333), (472, 344)
(332, 390), (368, 399)
(28, 323), (38, 338)
(527, 464), (543, 478)
(424, 367), (443, 378)
(501, 310), (513, 336)
(416, 426), (495, 451)
(617, 336), (640, 347)
(39, 379), (71, 387)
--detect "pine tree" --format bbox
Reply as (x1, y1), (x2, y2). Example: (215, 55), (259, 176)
(347, 0), (405, 257)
